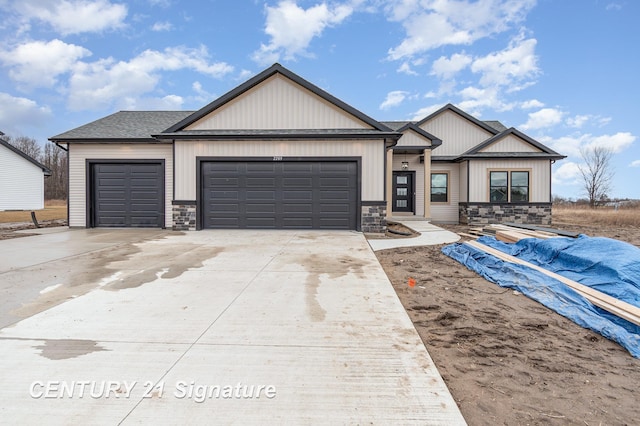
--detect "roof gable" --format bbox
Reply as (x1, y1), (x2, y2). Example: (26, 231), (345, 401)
(165, 63), (391, 133)
(0, 138), (51, 175)
(462, 128), (565, 159)
(394, 123), (442, 149)
(417, 104), (499, 135)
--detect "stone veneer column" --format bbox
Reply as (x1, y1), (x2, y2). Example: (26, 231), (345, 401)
(361, 202), (387, 233)
(172, 201), (196, 231)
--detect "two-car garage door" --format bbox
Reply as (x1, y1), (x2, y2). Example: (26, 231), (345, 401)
(201, 160), (358, 229)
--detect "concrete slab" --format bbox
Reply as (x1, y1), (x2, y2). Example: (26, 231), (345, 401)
(0, 229), (466, 425)
(368, 220), (460, 251)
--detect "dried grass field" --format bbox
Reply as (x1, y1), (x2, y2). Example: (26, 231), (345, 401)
(0, 200), (67, 224)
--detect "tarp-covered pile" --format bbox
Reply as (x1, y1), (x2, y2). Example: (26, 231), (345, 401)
(442, 235), (640, 358)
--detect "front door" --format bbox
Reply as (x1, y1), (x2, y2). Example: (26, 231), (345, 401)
(392, 171), (414, 213)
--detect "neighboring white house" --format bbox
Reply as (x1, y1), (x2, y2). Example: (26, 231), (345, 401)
(0, 136), (51, 211)
(50, 63), (565, 231)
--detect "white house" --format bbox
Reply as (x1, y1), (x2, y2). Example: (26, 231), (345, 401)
(0, 136), (51, 211)
(50, 63), (564, 231)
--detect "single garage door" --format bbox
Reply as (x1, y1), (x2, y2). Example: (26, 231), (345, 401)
(202, 160), (358, 229)
(91, 162), (164, 228)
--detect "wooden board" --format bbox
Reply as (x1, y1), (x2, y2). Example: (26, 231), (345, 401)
(465, 240), (640, 327)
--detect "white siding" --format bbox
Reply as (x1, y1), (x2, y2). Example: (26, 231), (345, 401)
(479, 135), (542, 153)
(0, 146), (45, 210)
(397, 130), (431, 147)
(392, 154), (424, 216)
(421, 110), (494, 156)
(468, 159), (551, 203)
(459, 161), (468, 203)
(68, 143), (173, 227)
(431, 163), (460, 223)
(187, 75), (372, 130)
(174, 140), (385, 201)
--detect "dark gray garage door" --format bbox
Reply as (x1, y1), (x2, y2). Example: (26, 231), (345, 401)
(202, 161), (358, 229)
(91, 162), (164, 228)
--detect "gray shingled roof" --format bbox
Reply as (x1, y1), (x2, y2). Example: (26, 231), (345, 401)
(380, 121), (411, 131)
(483, 120), (508, 132)
(50, 111), (195, 141)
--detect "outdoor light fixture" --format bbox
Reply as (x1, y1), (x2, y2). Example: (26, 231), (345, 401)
(401, 161), (409, 170)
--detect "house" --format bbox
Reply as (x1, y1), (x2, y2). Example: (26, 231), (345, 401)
(49, 63), (564, 232)
(0, 134), (51, 211)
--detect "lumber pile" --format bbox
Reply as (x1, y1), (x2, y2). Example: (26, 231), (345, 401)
(458, 223), (578, 243)
(465, 239), (640, 327)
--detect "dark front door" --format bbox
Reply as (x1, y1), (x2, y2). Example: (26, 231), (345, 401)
(393, 171), (414, 213)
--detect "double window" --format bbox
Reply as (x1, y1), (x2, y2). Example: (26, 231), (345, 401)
(431, 172), (449, 203)
(490, 171), (529, 202)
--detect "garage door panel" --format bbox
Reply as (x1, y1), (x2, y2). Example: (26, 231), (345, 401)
(92, 163), (163, 228)
(246, 177), (276, 187)
(202, 161), (357, 230)
(246, 191), (276, 201)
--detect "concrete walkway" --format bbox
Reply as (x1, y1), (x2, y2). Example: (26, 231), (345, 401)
(368, 220), (460, 251)
(0, 229), (466, 425)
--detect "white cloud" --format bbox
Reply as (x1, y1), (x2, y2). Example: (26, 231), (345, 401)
(252, 0), (354, 65)
(520, 108), (564, 130)
(379, 90), (409, 110)
(67, 46), (233, 110)
(151, 21), (173, 31)
(0, 39), (91, 89)
(520, 99), (544, 109)
(118, 94), (184, 110)
(457, 85), (514, 114)
(13, 0), (128, 35)
(430, 53), (472, 79)
(566, 114), (612, 129)
(0, 93), (52, 134)
(553, 161), (581, 185)
(386, 0), (536, 60)
(630, 160), (640, 168)
(410, 104), (445, 121)
(397, 61), (418, 76)
(586, 132), (635, 154)
(540, 132), (636, 158)
(470, 35), (539, 91)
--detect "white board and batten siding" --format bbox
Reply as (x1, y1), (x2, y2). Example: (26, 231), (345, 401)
(478, 135), (542, 153)
(174, 140), (385, 202)
(186, 74), (372, 131)
(430, 163), (460, 223)
(420, 110), (494, 156)
(0, 147), (45, 210)
(68, 144), (173, 228)
(468, 159), (552, 203)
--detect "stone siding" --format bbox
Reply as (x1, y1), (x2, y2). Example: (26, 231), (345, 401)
(459, 203), (552, 226)
(361, 203), (387, 233)
(172, 202), (197, 231)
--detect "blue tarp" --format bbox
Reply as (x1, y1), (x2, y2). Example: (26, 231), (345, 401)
(442, 235), (640, 358)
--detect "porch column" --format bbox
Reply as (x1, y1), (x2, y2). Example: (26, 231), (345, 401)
(423, 149), (431, 219)
(386, 148), (393, 219)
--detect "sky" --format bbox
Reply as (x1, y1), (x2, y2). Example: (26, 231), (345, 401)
(0, 0), (638, 200)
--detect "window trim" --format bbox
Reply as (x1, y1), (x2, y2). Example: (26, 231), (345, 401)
(430, 171), (450, 205)
(487, 168), (531, 203)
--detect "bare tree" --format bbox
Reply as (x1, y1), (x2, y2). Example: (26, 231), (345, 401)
(43, 143), (68, 200)
(578, 146), (614, 208)
(4, 135), (42, 160)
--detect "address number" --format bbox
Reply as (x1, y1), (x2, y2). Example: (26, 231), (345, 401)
(273, 156), (283, 161)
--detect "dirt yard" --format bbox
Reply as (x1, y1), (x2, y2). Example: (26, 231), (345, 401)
(376, 221), (640, 425)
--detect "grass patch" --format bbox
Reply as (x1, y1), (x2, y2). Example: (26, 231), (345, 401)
(553, 204), (640, 227)
(0, 201), (67, 224)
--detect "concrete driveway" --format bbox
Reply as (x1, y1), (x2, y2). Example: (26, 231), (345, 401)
(0, 229), (465, 425)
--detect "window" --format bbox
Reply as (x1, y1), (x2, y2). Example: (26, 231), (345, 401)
(490, 171), (508, 202)
(431, 173), (448, 203)
(511, 171), (529, 202)
(489, 170), (529, 203)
